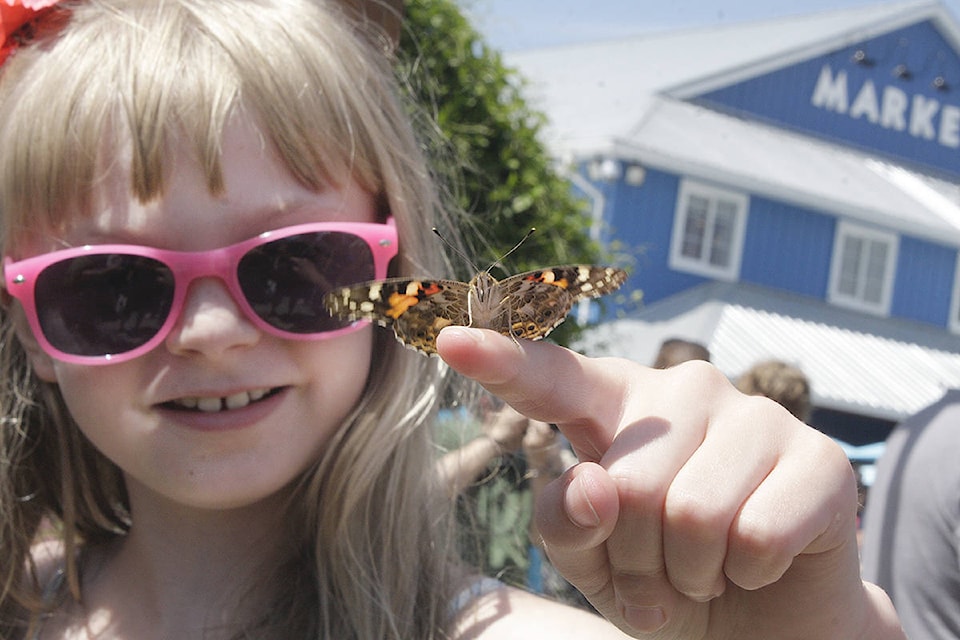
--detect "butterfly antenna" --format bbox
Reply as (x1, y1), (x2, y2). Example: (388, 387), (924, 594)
(487, 227), (535, 274)
(432, 226), (536, 274)
(432, 227), (481, 274)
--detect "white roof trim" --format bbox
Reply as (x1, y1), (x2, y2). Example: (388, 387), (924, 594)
(604, 98), (960, 246)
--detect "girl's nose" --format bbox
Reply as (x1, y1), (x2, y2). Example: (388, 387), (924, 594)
(165, 278), (261, 360)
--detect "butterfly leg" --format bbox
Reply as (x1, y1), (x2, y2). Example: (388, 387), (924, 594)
(505, 303), (525, 349)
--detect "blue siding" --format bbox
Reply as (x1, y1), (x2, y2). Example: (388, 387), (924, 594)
(697, 21), (960, 178)
(892, 236), (956, 325)
(739, 197), (835, 298)
(603, 168), (710, 306)
(580, 166), (960, 331)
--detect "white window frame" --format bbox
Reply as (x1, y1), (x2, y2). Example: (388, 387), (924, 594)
(669, 179), (749, 281)
(949, 252), (960, 334)
(827, 221), (898, 315)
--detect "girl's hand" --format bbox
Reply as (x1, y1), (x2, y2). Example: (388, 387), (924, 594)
(437, 327), (904, 640)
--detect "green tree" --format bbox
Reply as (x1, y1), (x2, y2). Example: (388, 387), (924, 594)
(398, 0), (607, 344)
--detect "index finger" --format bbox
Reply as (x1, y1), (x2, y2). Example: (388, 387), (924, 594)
(436, 326), (630, 460)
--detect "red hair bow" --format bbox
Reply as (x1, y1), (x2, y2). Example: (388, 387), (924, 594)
(1, 0), (66, 66)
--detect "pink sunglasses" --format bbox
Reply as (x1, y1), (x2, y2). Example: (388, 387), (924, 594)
(3, 220), (398, 365)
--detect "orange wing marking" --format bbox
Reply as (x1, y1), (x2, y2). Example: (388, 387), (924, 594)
(386, 282), (442, 319)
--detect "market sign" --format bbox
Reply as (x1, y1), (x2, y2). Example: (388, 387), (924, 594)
(811, 64), (960, 151)
(694, 20), (960, 178)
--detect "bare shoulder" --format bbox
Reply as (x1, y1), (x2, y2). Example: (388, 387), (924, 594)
(451, 584), (631, 640)
(29, 537), (65, 587)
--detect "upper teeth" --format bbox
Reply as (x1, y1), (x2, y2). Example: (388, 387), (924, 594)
(175, 388), (271, 412)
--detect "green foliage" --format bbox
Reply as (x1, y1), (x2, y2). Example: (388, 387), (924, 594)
(397, 0), (607, 344)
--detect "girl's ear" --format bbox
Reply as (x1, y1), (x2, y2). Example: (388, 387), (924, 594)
(7, 305), (58, 382)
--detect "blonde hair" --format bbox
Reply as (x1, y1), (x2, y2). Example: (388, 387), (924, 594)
(736, 359), (811, 422)
(0, 1), (467, 637)
(652, 338), (711, 369)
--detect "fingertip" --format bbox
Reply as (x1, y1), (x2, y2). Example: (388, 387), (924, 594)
(565, 464), (608, 528)
(436, 327), (520, 383)
(436, 325), (485, 352)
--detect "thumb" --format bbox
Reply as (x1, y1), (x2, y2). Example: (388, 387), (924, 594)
(535, 463), (620, 600)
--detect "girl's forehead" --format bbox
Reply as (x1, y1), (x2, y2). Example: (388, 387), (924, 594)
(8, 109), (375, 258)
(56, 121), (377, 249)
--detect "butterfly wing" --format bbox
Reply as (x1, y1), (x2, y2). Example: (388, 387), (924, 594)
(500, 266), (628, 341)
(324, 278), (472, 355)
(324, 266), (627, 355)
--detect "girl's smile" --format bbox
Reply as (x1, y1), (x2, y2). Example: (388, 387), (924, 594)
(155, 385), (289, 433)
(163, 386), (281, 413)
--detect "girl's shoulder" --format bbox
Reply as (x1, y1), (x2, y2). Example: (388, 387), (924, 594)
(28, 538), (68, 603)
(18, 540), (68, 640)
(30, 538), (65, 579)
(450, 581), (631, 639)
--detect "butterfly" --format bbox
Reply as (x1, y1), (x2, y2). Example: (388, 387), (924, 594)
(323, 260), (627, 356)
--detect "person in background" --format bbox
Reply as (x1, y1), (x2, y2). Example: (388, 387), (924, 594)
(435, 404), (540, 588)
(521, 418), (592, 609)
(735, 359), (811, 422)
(652, 338), (711, 369)
(436, 403), (584, 606)
(436, 403), (531, 497)
(861, 389), (960, 640)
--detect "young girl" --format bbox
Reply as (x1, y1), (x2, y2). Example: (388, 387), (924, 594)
(0, 1), (904, 638)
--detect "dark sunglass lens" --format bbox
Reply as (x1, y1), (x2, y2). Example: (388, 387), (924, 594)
(237, 231), (376, 334)
(34, 254), (175, 356)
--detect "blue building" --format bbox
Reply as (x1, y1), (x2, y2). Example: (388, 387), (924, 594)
(507, 1), (960, 444)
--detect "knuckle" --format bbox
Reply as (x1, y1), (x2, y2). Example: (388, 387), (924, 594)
(731, 513), (791, 559)
(665, 358), (730, 393)
(664, 485), (733, 533)
(611, 473), (669, 513)
(725, 515), (794, 589)
(612, 566), (668, 591)
(569, 568), (615, 600)
(673, 575), (726, 602)
(811, 431), (853, 472)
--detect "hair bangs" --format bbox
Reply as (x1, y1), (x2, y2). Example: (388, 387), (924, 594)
(0, 0), (386, 252)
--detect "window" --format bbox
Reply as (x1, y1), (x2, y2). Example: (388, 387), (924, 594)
(828, 221), (898, 315)
(669, 179), (748, 280)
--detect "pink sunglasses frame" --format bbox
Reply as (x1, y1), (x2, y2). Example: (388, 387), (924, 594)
(3, 219), (398, 365)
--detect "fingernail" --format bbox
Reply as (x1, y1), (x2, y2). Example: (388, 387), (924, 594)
(567, 473), (601, 528)
(623, 605), (666, 633)
(441, 326), (483, 345)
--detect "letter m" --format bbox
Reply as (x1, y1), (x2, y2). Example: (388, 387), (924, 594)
(811, 64), (849, 113)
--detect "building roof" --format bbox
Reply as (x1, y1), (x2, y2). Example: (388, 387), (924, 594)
(612, 97), (960, 246)
(507, 0), (960, 245)
(575, 282), (960, 422)
(508, 1), (950, 156)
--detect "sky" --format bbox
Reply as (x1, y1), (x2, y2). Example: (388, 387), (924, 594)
(465, 0), (960, 52)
